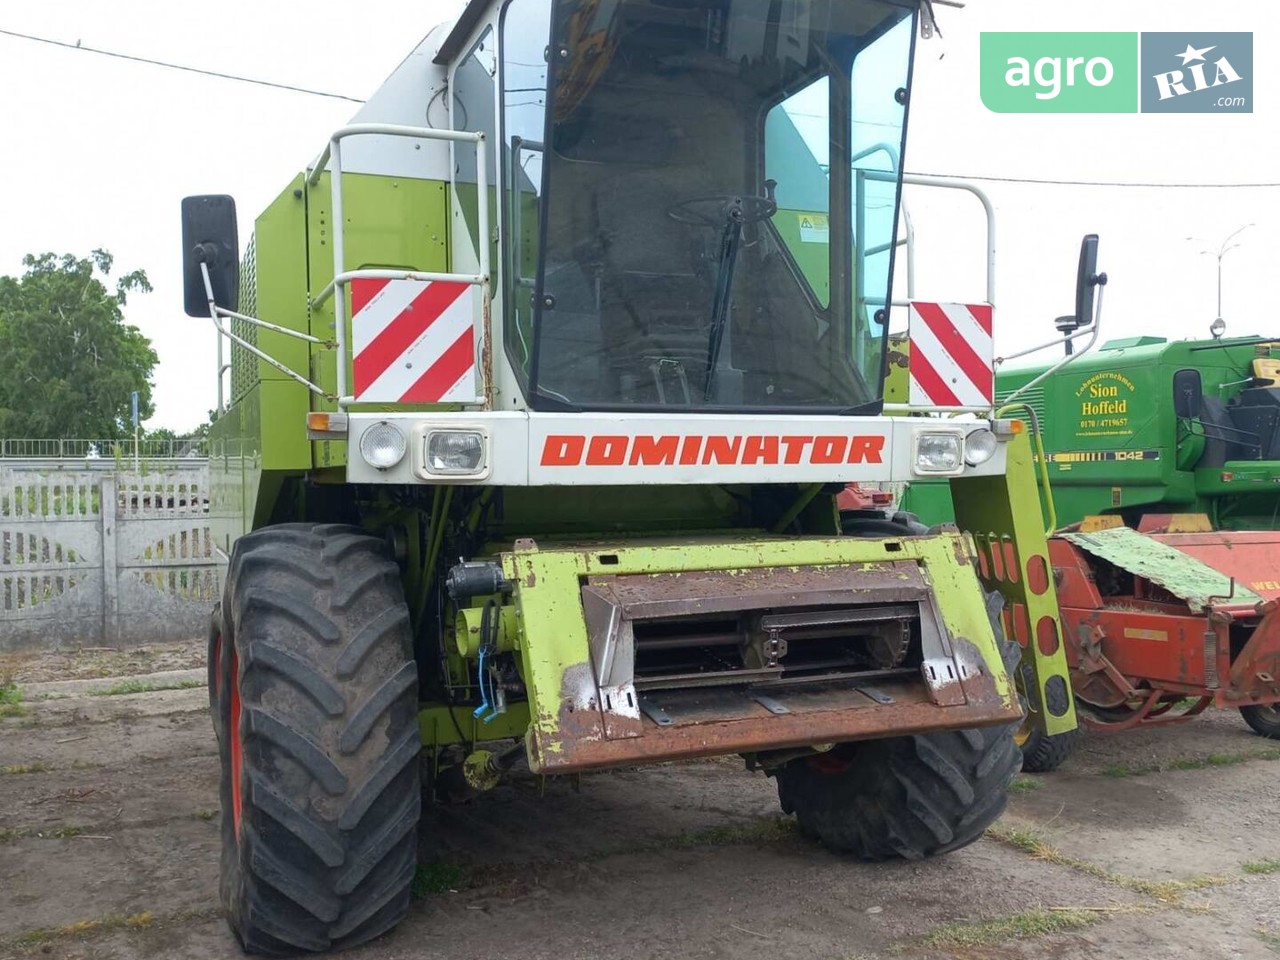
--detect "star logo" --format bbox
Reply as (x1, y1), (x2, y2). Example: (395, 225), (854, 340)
(1176, 43), (1216, 65)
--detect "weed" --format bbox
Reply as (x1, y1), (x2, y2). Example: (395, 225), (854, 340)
(1257, 929), (1280, 953)
(89, 677), (204, 697)
(910, 907), (1103, 950)
(0, 827), (29, 843)
(1, 761), (49, 775)
(193, 809), (217, 822)
(1008, 775), (1044, 793)
(1102, 747), (1280, 778)
(1244, 859), (1280, 876)
(986, 824), (1229, 901)
(0, 676), (24, 717)
(656, 818), (797, 851)
(13, 910), (154, 947)
(412, 862), (466, 897)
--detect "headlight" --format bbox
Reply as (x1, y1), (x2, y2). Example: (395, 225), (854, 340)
(965, 428), (998, 466)
(426, 430), (486, 475)
(914, 432), (963, 474)
(358, 421), (407, 470)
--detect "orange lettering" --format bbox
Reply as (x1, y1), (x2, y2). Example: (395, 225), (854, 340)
(847, 436), (885, 464)
(630, 435), (679, 465)
(741, 435), (780, 465)
(586, 435), (629, 466)
(702, 436), (743, 465)
(541, 435), (585, 466)
(811, 436), (847, 464)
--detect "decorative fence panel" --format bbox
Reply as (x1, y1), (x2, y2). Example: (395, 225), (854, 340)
(0, 463), (218, 650)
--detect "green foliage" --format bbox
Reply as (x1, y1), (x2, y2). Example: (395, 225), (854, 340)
(1244, 859), (1280, 875)
(0, 250), (156, 439)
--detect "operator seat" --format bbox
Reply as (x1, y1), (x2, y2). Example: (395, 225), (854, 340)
(592, 171), (715, 402)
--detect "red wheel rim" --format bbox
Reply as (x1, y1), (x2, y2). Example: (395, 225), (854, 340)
(229, 647), (244, 836)
(807, 751), (852, 774)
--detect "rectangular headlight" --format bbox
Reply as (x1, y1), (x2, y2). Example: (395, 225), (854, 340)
(425, 430), (487, 476)
(914, 431), (964, 475)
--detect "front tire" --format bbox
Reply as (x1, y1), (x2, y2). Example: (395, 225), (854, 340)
(212, 524), (421, 955)
(772, 590), (1021, 860)
(1240, 704), (1280, 739)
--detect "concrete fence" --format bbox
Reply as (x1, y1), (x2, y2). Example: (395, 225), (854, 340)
(0, 461), (219, 651)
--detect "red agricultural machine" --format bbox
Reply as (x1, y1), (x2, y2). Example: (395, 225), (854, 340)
(879, 328), (1280, 770)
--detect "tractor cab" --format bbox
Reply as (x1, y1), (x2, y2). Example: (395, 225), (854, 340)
(488, 0), (913, 413)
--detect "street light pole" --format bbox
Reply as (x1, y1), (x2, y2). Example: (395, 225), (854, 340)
(1187, 223), (1253, 336)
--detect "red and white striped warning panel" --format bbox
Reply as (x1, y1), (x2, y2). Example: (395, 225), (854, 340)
(907, 301), (994, 407)
(350, 278), (479, 404)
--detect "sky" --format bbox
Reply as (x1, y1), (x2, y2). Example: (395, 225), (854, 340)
(0, 0), (1277, 430)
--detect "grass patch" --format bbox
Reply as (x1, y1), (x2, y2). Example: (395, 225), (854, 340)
(89, 677), (204, 697)
(0, 676), (25, 717)
(2, 761), (49, 775)
(1008, 775), (1044, 793)
(410, 817), (800, 900)
(1244, 859), (1280, 876)
(0, 827), (29, 843)
(412, 863), (466, 897)
(911, 907), (1104, 951)
(12, 911), (155, 947)
(652, 818), (797, 851)
(1257, 929), (1280, 953)
(1102, 747), (1280, 778)
(986, 823), (1229, 901)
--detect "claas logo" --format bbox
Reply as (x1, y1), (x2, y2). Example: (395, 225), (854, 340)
(541, 434), (886, 467)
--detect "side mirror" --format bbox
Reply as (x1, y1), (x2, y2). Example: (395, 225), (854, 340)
(182, 195), (239, 317)
(1173, 368), (1202, 420)
(1074, 233), (1100, 328)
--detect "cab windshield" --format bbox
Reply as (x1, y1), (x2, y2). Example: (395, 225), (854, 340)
(516, 0), (915, 412)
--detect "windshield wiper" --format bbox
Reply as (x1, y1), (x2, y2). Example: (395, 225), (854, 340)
(703, 183), (777, 402)
(702, 215), (744, 402)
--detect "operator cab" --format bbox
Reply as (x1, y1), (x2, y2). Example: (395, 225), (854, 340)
(455, 0), (917, 413)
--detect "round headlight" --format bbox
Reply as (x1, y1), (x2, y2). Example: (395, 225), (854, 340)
(965, 428), (998, 466)
(358, 421), (406, 470)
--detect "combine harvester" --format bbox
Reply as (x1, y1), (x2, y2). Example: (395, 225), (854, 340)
(183, 0), (1080, 953)
(894, 311), (1280, 771)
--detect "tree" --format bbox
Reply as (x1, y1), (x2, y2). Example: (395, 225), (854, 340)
(0, 250), (156, 439)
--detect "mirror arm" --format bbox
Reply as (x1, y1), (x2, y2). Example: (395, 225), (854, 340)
(1001, 275), (1107, 407)
(201, 262), (329, 398)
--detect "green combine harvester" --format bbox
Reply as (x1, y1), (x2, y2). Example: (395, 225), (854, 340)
(183, 1), (1079, 953)
(893, 334), (1280, 772)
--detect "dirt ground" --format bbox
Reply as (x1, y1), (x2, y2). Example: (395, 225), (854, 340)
(1, 640), (1278, 960)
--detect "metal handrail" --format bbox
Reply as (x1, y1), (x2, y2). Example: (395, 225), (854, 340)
(306, 123), (491, 406)
(870, 174), (997, 415)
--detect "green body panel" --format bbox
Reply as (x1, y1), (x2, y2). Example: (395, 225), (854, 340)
(213, 172), (456, 521)
(1059, 526), (1261, 612)
(950, 433), (1076, 736)
(901, 336), (1280, 531)
(497, 532), (1017, 761)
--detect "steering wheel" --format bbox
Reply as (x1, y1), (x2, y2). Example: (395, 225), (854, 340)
(668, 191), (778, 227)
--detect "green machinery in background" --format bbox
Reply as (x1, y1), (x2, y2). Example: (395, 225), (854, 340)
(900, 335), (1280, 530)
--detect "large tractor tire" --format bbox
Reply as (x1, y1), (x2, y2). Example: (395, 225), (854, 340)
(1240, 704), (1280, 739)
(772, 590), (1021, 860)
(210, 524), (421, 955)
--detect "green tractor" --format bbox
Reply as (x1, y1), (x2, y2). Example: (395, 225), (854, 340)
(186, 1), (1076, 953)
(895, 333), (1280, 772)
